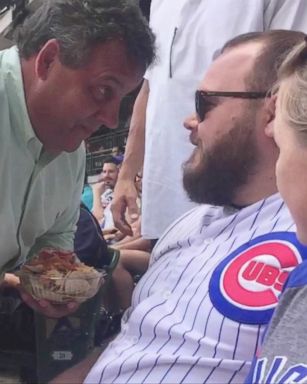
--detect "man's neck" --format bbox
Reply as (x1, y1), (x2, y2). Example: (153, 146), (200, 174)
(232, 172), (278, 207)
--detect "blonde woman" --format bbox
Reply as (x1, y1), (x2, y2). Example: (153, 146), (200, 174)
(247, 38), (307, 384)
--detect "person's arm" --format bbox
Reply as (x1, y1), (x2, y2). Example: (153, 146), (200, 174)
(112, 236), (151, 252)
(27, 149), (85, 258)
(20, 203), (81, 318)
(264, 0), (307, 32)
(111, 79), (149, 235)
(22, 150), (85, 318)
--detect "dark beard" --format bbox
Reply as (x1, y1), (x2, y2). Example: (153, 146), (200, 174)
(183, 118), (258, 206)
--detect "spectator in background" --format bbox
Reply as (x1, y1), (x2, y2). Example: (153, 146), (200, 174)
(83, 149), (124, 212)
(247, 38), (307, 384)
(92, 144), (105, 154)
(0, 0), (155, 318)
(111, 145), (125, 164)
(91, 157), (119, 231)
(104, 170), (144, 244)
(112, 0), (307, 244)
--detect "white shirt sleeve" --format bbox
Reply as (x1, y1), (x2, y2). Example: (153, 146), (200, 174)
(264, 0), (307, 32)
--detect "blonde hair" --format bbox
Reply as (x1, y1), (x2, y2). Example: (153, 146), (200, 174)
(276, 37), (307, 143)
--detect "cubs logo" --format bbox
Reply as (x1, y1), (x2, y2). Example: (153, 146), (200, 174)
(209, 232), (307, 324)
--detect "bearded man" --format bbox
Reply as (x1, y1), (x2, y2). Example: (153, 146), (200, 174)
(52, 30), (307, 384)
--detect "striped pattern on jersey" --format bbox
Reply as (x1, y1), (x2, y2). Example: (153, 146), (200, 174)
(85, 193), (297, 384)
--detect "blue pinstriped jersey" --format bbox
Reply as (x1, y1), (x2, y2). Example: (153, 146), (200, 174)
(85, 193), (306, 384)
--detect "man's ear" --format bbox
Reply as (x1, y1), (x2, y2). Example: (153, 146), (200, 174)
(35, 39), (60, 80)
(264, 95), (277, 138)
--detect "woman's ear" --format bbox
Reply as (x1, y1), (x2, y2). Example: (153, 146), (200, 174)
(264, 95), (277, 137)
(35, 39), (60, 80)
(265, 120), (274, 138)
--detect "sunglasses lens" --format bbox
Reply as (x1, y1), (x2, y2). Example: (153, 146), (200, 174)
(195, 91), (204, 121)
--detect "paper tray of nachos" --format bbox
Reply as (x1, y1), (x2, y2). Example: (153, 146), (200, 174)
(18, 248), (106, 304)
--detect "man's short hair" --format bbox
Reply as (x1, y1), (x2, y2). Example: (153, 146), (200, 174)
(222, 30), (306, 92)
(15, 0), (156, 70)
(103, 156), (118, 167)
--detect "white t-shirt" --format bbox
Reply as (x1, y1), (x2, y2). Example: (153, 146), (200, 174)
(141, 0), (307, 239)
(100, 188), (114, 229)
(100, 188), (113, 208)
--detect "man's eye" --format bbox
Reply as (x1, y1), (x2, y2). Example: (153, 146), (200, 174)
(201, 101), (216, 119)
(93, 86), (112, 102)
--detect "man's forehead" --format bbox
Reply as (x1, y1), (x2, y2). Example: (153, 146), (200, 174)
(103, 163), (117, 169)
(201, 41), (263, 91)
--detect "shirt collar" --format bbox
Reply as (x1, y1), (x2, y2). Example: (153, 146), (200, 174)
(2, 46), (42, 151)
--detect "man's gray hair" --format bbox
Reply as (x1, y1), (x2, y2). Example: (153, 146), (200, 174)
(15, 0), (155, 70)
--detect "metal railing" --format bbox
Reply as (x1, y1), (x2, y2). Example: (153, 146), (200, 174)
(86, 128), (128, 175)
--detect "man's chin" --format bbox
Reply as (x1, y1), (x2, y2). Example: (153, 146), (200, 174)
(51, 142), (83, 154)
(183, 168), (205, 204)
(183, 162), (230, 206)
(183, 154), (198, 174)
(63, 139), (85, 153)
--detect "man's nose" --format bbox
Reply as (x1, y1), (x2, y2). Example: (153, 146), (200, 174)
(183, 114), (198, 131)
(94, 102), (120, 129)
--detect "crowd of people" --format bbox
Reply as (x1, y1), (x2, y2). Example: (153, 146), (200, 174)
(1, 0), (307, 383)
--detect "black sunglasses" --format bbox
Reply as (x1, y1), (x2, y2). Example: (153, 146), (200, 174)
(195, 90), (269, 122)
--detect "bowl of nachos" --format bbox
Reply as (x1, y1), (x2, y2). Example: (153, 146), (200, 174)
(18, 248), (106, 304)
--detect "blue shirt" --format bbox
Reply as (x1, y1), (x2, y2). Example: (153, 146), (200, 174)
(81, 185), (93, 211)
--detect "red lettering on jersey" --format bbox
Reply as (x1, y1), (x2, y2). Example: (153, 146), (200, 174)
(222, 241), (299, 308)
(242, 261), (264, 281)
(256, 265), (280, 286)
(274, 271), (289, 292)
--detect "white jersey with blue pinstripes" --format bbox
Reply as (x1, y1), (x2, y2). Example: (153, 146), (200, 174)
(85, 193), (303, 384)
